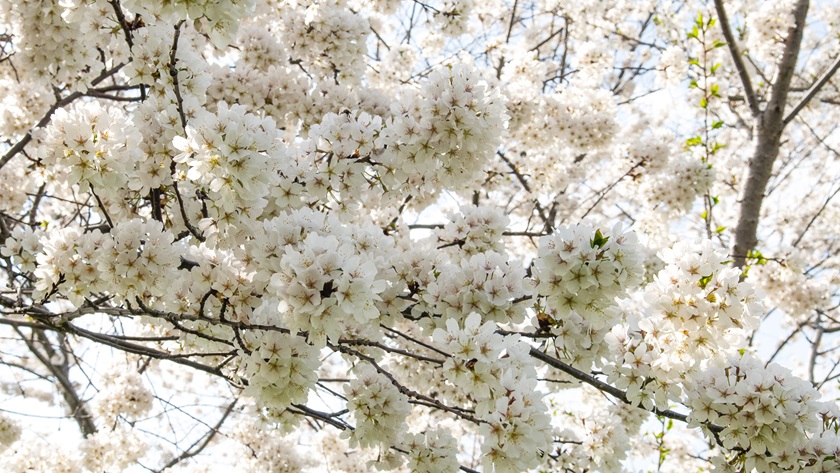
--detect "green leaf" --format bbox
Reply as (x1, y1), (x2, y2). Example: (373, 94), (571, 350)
(687, 26), (699, 39)
(712, 195), (720, 205)
(710, 84), (720, 96)
(712, 40), (727, 49)
(716, 226), (726, 233)
(591, 228), (610, 249)
(698, 274), (713, 289)
(689, 79), (699, 89)
(700, 210), (707, 219)
(686, 136), (703, 147)
(712, 120), (724, 129)
(700, 97), (708, 108)
(711, 62), (722, 73)
(747, 249), (768, 265)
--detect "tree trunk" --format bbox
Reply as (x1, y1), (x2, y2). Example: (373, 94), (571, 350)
(730, 0), (809, 269)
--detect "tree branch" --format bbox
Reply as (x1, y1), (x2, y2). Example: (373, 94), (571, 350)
(0, 61), (128, 172)
(528, 347), (723, 433)
(155, 399), (238, 472)
(784, 53), (840, 125)
(714, 0), (760, 116)
(14, 327), (97, 436)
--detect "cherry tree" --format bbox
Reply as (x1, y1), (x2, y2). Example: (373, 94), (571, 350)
(0, 0), (839, 471)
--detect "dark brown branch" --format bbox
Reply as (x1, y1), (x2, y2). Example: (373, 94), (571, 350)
(579, 160), (644, 220)
(155, 399), (238, 472)
(83, 90), (143, 102)
(107, 0), (134, 49)
(335, 344), (482, 425)
(172, 182), (205, 242)
(792, 185), (840, 247)
(714, 0), (760, 116)
(168, 20), (189, 130)
(65, 323), (234, 382)
(14, 327), (97, 436)
(287, 404), (353, 431)
(528, 347), (723, 433)
(784, 53), (840, 125)
(497, 150), (553, 231)
(338, 337), (445, 365)
(0, 61), (128, 172)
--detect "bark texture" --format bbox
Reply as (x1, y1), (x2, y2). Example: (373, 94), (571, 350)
(729, 0), (809, 269)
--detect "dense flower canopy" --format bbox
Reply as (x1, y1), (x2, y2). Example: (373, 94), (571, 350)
(1, 0), (840, 472)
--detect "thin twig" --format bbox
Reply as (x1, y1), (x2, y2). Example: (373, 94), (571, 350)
(155, 399), (238, 472)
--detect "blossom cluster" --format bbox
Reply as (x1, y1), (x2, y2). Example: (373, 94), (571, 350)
(533, 223), (644, 330)
(230, 420), (313, 473)
(433, 313), (553, 472)
(276, 0), (370, 83)
(81, 426), (146, 473)
(303, 110), (386, 209)
(125, 24), (214, 200)
(31, 227), (104, 307)
(0, 414), (20, 451)
(1, 226), (44, 272)
(4, 219), (180, 308)
(37, 101), (142, 194)
(684, 352), (840, 471)
(746, 0), (797, 63)
(377, 64), (508, 192)
(123, 0), (256, 47)
(173, 102), (286, 236)
(509, 85), (616, 157)
(422, 251), (530, 327)
(318, 432), (378, 473)
(206, 60), (309, 134)
(94, 365), (153, 421)
(602, 240), (760, 410)
(247, 208), (396, 346)
(750, 249), (829, 325)
(1, 439), (81, 473)
(436, 205), (510, 255)
(6, 0), (121, 89)
(174, 247), (255, 321)
(530, 224), (644, 370)
(551, 395), (647, 472)
(238, 330), (320, 412)
(0, 79), (50, 139)
(402, 429), (460, 473)
(344, 364), (411, 450)
(97, 219), (182, 301)
(657, 45), (689, 86)
(637, 152), (715, 215)
(434, 0), (474, 37)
